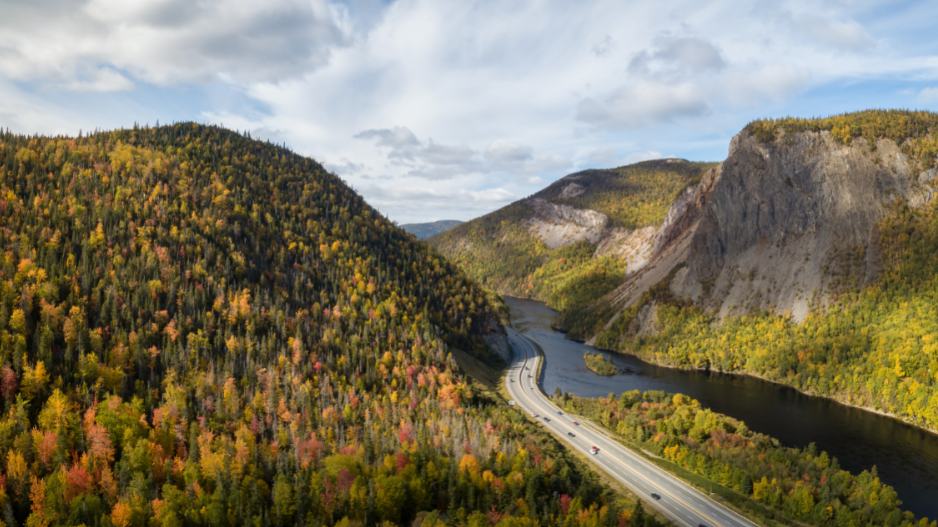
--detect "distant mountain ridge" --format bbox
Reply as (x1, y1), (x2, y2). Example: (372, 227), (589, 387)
(401, 219), (463, 239)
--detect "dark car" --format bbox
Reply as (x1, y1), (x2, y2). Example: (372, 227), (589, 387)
(567, 432), (575, 437)
(557, 411), (563, 415)
(544, 417), (551, 422)
(650, 493), (661, 500)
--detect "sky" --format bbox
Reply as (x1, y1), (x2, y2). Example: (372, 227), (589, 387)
(2, 0), (938, 224)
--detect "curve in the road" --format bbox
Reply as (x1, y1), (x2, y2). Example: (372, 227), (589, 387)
(505, 328), (759, 527)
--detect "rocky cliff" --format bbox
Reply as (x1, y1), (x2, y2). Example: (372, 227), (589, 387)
(593, 128), (938, 343)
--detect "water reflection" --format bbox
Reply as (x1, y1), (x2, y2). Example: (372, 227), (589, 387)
(506, 296), (938, 520)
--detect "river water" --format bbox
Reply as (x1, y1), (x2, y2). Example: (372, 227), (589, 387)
(506, 296), (938, 521)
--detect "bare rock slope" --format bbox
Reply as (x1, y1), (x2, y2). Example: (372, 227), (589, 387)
(593, 129), (937, 341)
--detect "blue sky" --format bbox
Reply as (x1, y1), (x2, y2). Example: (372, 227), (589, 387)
(2, 0), (938, 223)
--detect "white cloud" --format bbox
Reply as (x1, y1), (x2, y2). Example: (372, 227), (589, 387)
(0, 0), (348, 88)
(628, 36), (726, 79)
(722, 64), (811, 106)
(61, 68), (135, 92)
(577, 82), (711, 129)
(918, 87), (938, 103)
(799, 16), (874, 52)
(587, 147), (616, 165)
(1, 0), (935, 222)
(485, 140), (534, 164)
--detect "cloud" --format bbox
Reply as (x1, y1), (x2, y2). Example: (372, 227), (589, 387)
(592, 35), (615, 57)
(722, 64), (810, 106)
(0, 0), (348, 88)
(577, 83), (710, 129)
(324, 157), (365, 175)
(798, 16), (874, 52)
(354, 127), (421, 149)
(485, 140), (534, 164)
(621, 150), (664, 165)
(61, 67), (135, 92)
(628, 37), (726, 79)
(587, 147), (616, 164)
(918, 87), (938, 103)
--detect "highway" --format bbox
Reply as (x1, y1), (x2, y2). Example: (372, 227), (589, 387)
(505, 328), (758, 527)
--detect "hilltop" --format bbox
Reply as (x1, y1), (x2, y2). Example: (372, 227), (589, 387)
(429, 158), (716, 333)
(401, 219), (463, 239)
(0, 124), (629, 527)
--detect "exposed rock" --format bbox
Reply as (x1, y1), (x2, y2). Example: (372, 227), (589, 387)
(559, 182), (586, 198)
(525, 198), (608, 249)
(596, 130), (937, 329)
(594, 226), (657, 275)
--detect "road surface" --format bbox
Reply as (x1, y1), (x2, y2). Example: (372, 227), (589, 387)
(505, 328), (758, 527)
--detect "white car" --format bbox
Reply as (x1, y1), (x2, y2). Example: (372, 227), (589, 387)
(590, 446), (599, 455)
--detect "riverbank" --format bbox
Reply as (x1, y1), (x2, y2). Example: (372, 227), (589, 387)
(584, 351), (617, 375)
(505, 295), (938, 521)
(593, 344), (938, 439)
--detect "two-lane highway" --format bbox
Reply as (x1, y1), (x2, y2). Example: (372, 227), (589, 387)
(505, 328), (758, 527)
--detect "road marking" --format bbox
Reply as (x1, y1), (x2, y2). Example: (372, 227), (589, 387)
(505, 330), (746, 527)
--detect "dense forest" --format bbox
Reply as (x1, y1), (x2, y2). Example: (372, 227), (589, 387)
(429, 161), (715, 332)
(556, 390), (933, 527)
(0, 124), (641, 527)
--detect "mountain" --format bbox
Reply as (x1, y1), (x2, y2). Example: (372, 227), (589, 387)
(0, 124), (624, 527)
(429, 158), (717, 333)
(401, 219), (463, 239)
(590, 110), (938, 432)
(438, 109), (938, 434)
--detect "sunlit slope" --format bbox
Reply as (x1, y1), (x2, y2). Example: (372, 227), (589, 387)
(430, 159), (716, 337)
(0, 124), (630, 527)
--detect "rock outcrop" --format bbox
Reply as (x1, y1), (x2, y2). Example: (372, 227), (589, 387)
(597, 129), (937, 332)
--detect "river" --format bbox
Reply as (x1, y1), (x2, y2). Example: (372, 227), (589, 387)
(506, 296), (938, 521)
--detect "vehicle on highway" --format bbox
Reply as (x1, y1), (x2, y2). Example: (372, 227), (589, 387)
(557, 411), (562, 415)
(650, 493), (661, 500)
(573, 421), (579, 425)
(544, 417), (550, 422)
(533, 413), (538, 417)
(528, 375), (532, 378)
(589, 446), (598, 455)
(567, 432), (575, 437)
(526, 367), (529, 370)
(510, 379), (513, 382)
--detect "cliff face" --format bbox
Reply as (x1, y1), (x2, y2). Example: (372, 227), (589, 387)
(598, 129), (937, 334)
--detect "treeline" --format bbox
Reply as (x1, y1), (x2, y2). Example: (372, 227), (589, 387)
(746, 109), (938, 167)
(595, 195), (938, 433)
(0, 124), (628, 527)
(556, 390), (933, 527)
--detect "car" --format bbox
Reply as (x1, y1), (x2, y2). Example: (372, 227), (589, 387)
(698, 524), (707, 527)
(557, 411), (562, 415)
(567, 432), (575, 437)
(527, 375), (532, 378)
(510, 379), (514, 382)
(573, 421), (579, 426)
(544, 417), (550, 422)
(650, 493), (661, 500)
(526, 367), (530, 370)
(589, 446), (598, 455)
(533, 413), (539, 417)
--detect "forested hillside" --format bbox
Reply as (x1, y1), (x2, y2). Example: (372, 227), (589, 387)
(556, 390), (933, 527)
(429, 160), (715, 335)
(593, 110), (938, 434)
(0, 124), (634, 527)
